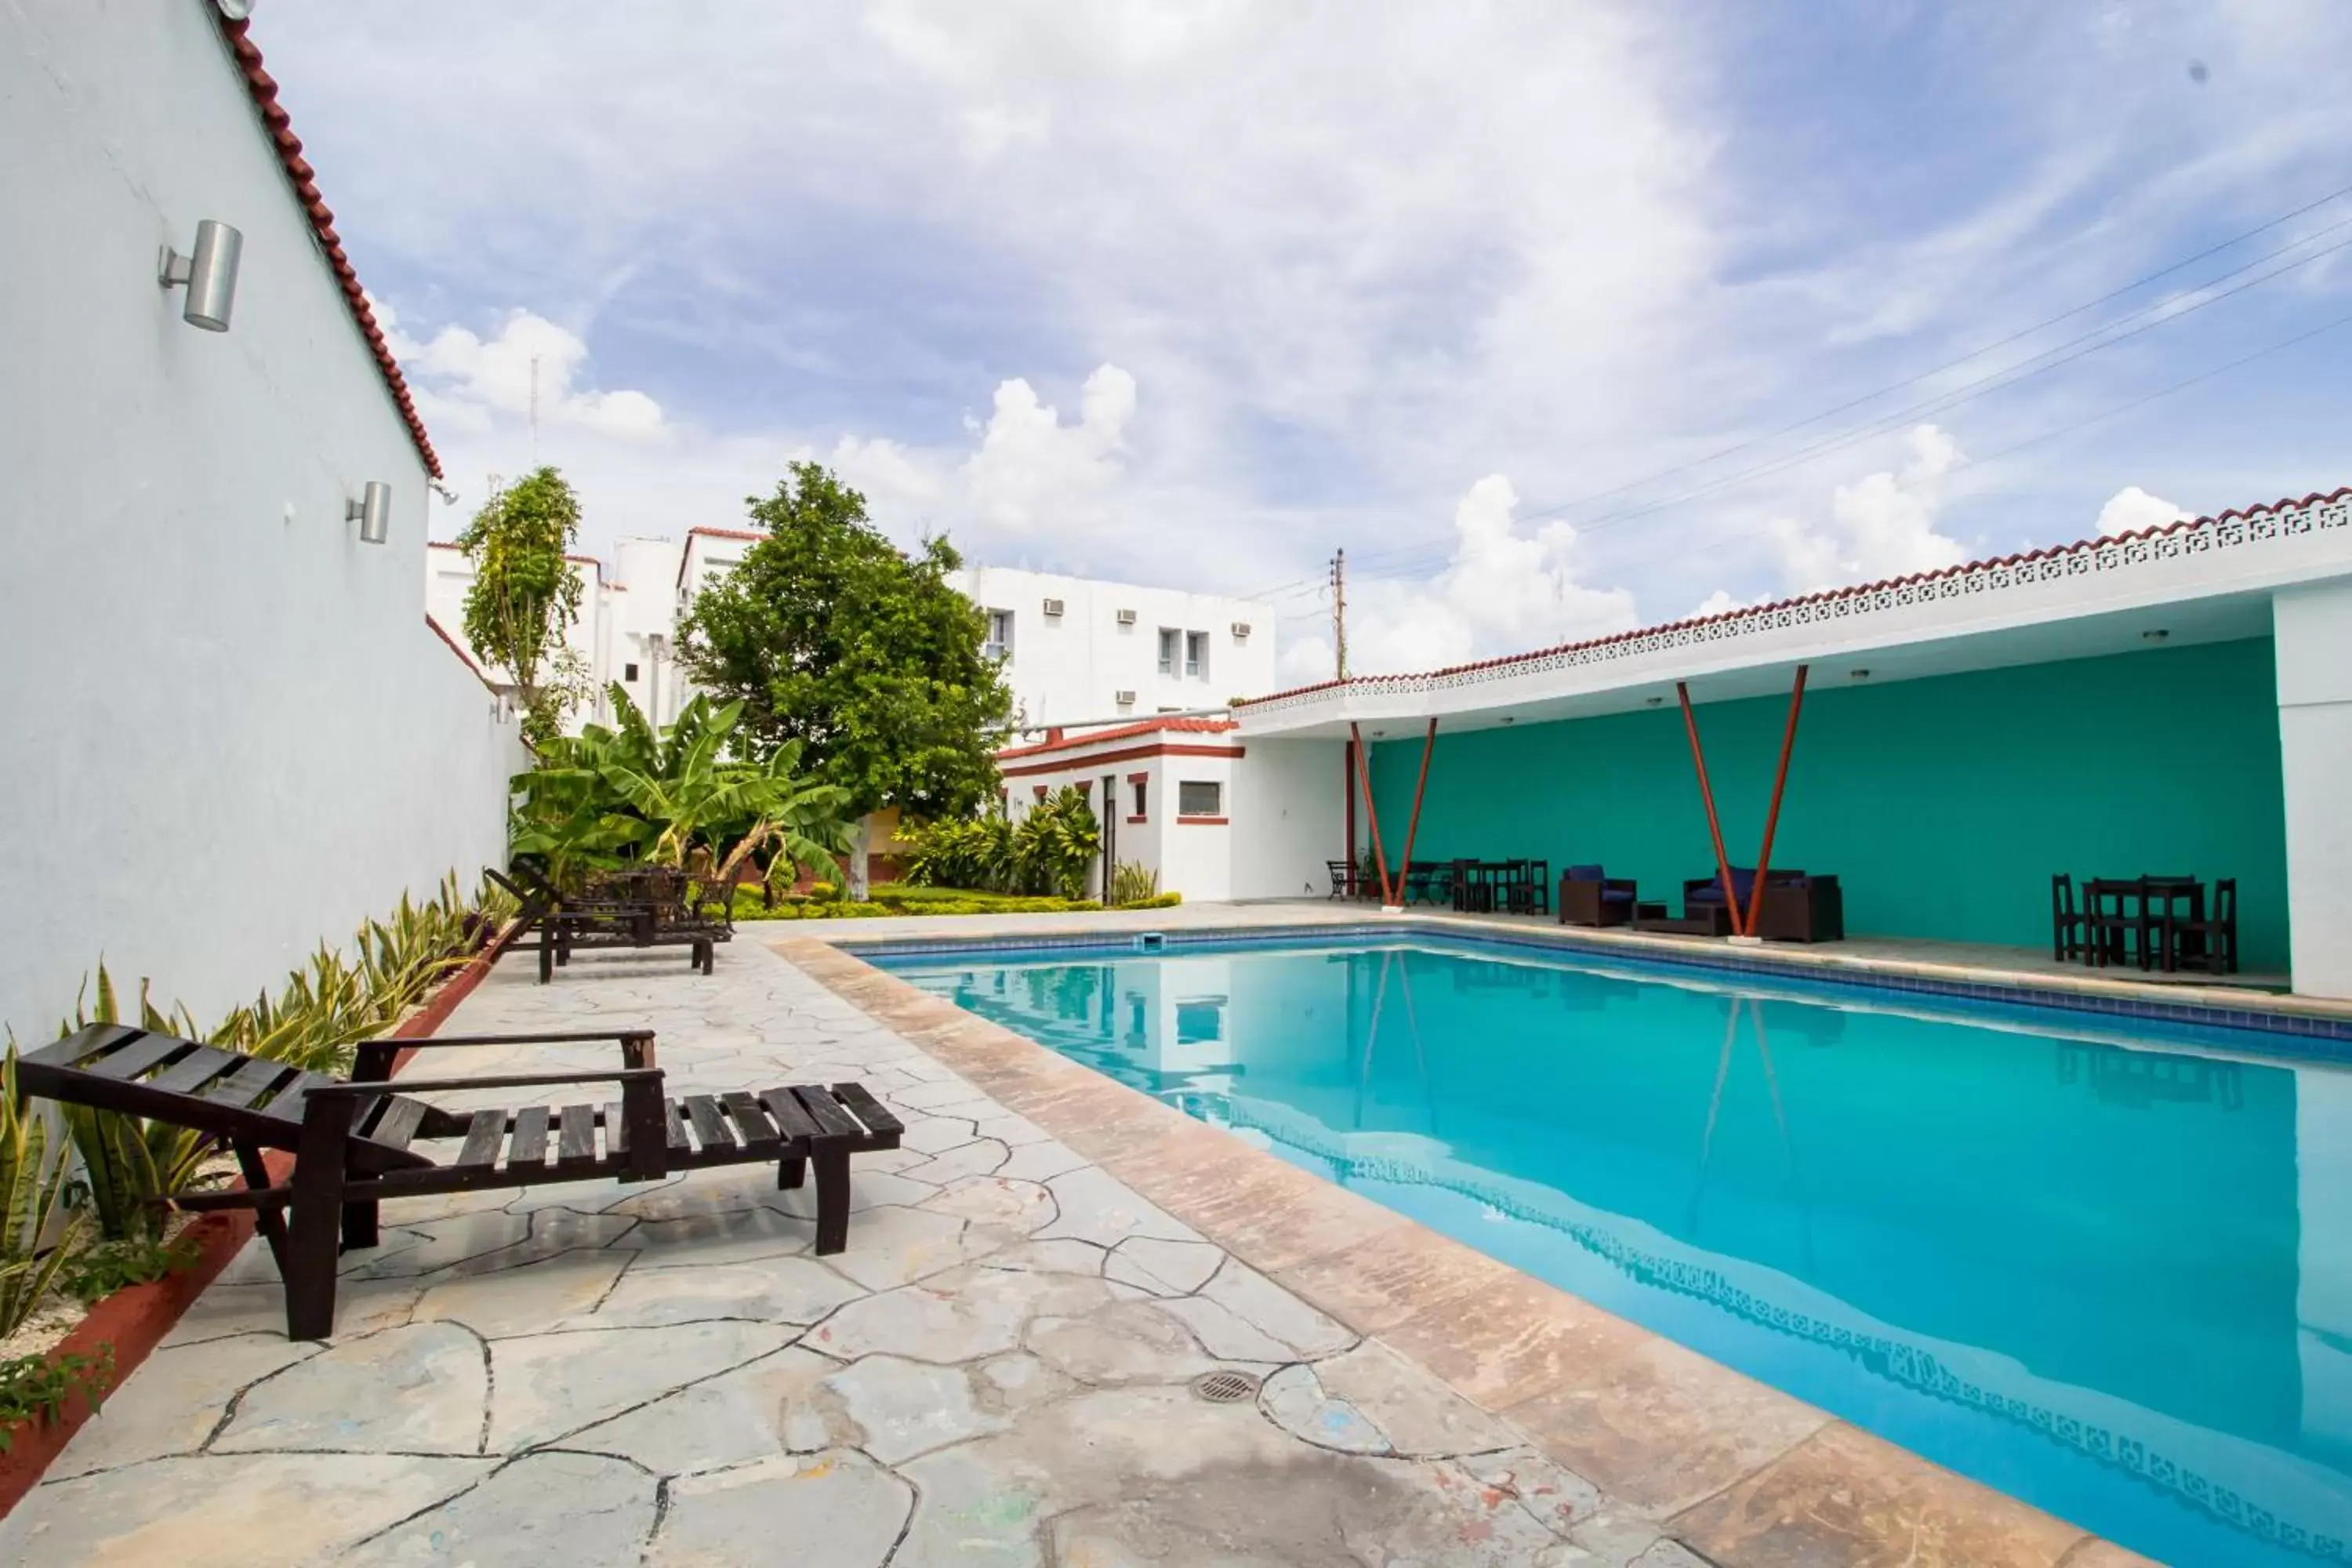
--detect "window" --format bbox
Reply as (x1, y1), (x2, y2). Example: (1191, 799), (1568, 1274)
(1130, 776), (1148, 820)
(1156, 627), (1178, 675)
(622, 662), (640, 682)
(985, 610), (1014, 662)
(1185, 630), (1207, 678)
(1178, 780), (1222, 818)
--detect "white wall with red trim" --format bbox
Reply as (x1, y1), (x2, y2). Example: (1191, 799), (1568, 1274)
(0, 1), (524, 1040)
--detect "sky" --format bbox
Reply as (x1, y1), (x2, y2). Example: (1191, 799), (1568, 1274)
(255, 1), (2352, 685)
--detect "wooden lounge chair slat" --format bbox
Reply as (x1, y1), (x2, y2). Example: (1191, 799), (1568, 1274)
(721, 1091), (781, 1154)
(86, 1033), (188, 1083)
(261, 1074), (372, 1127)
(682, 1094), (732, 1153)
(662, 1099), (692, 1152)
(556, 1104), (597, 1167)
(201, 1054), (296, 1110)
(455, 1109), (507, 1169)
(790, 1085), (862, 1142)
(757, 1087), (822, 1143)
(24, 1022), (142, 1069)
(366, 1097), (430, 1152)
(507, 1105), (551, 1170)
(146, 1044), (244, 1097)
(601, 1102), (627, 1157)
(829, 1081), (905, 1140)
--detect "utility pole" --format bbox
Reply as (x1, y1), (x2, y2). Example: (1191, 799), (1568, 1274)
(1330, 547), (1348, 680)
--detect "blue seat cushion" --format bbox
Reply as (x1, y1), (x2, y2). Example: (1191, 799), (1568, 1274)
(1565, 864), (1605, 881)
(1600, 888), (1635, 904)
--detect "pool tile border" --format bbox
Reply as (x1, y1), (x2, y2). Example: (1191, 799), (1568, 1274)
(779, 933), (2158, 1568)
(835, 916), (2352, 1060)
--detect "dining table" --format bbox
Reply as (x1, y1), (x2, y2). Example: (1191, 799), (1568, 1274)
(2081, 876), (2206, 972)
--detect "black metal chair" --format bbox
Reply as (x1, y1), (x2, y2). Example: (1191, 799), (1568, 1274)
(2166, 878), (2238, 975)
(2051, 874), (2089, 963)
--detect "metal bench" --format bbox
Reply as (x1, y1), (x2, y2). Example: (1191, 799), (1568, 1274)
(19, 1022), (902, 1340)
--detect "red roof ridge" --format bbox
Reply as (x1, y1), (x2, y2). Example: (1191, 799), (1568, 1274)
(996, 716), (1240, 760)
(423, 613), (484, 681)
(217, 17), (440, 479)
(1235, 484), (2352, 707)
(686, 526), (767, 543)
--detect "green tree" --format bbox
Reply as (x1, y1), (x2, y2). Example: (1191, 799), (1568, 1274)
(677, 463), (1013, 822)
(456, 466), (587, 747)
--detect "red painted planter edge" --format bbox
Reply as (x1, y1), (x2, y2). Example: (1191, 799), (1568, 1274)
(0, 913), (521, 1512)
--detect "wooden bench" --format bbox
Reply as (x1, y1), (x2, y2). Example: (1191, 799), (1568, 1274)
(19, 1022), (902, 1340)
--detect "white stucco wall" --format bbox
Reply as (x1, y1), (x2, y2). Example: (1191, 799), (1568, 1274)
(0, 1), (523, 1040)
(2274, 578), (2352, 999)
(1230, 739), (1348, 901)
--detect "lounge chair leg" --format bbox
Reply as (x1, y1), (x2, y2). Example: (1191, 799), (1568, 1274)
(777, 1155), (806, 1190)
(285, 1172), (343, 1341)
(812, 1144), (851, 1254)
(340, 1199), (379, 1252)
(539, 923), (554, 985)
(233, 1139), (289, 1277)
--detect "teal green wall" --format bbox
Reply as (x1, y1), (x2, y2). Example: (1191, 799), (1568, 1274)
(1367, 637), (2292, 971)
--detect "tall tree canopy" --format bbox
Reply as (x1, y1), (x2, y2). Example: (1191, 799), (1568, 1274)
(455, 465), (586, 747)
(677, 463), (1012, 819)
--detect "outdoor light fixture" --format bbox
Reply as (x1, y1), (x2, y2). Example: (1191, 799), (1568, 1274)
(1645, 696), (1664, 706)
(2142, 629), (2170, 642)
(347, 481), (392, 545)
(157, 220), (243, 332)
(1499, 716), (1516, 724)
(1850, 668), (1871, 679)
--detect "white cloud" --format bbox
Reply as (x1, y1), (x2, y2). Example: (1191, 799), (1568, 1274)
(1759, 424), (1972, 593)
(1276, 474), (1639, 682)
(2094, 485), (2191, 537)
(379, 303), (666, 444)
(961, 365), (1138, 535)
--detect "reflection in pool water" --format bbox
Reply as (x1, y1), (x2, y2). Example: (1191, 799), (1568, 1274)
(880, 938), (2352, 1568)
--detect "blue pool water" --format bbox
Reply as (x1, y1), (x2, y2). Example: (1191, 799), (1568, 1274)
(877, 935), (2352, 1566)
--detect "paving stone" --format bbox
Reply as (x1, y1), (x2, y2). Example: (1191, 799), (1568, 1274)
(819, 1354), (1007, 1462)
(1028, 1300), (1222, 1386)
(1112, 1235), (1224, 1293)
(1155, 1291), (1303, 1362)
(972, 1112), (1053, 1146)
(342, 1210), (535, 1279)
(975, 1237), (1108, 1277)
(621, 1203), (815, 1268)
(811, 1262), (1115, 1363)
(817, 1203), (993, 1291)
(0, 1454), (494, 1568)
(563, 1346), (841, 1475)
(769, 1167), (940, 1217)
(580, 1258), (862, 1328)
(916, 1175), (1055, 1233)
(995, 1138), (1092, 1184)
(154, 1273), (421, 1346)
(213, 1322), (487, 1455)
(893, 1138), (1012, 1185)
(341, 1450), (657, 1567)
(49, 1334), (318, 1479)
(648, 1450), (913, 1568)
(896, 1113), (981, 1154)
(1198, 1258), (1356, 1356)
(413, 1250), (632, 1338)
(488, 1321), (797, 1450)
(1034, 1165), (1202, 1247)
(433, 1207), (640, 1276)
(887, 1077), (985, 1110)
(1473, 1446), (1610, 1537)
(1259, 1341), (1518, 1458)
(605, 1166), (794, 1223)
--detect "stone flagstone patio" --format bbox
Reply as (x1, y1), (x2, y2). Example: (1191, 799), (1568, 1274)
(0, 941), (1703, 1567)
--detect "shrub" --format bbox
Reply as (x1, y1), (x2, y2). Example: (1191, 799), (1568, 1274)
(1108, 860), (1159, 907)
(0, 1346), (113, 1453)
(904, 787), (1102, 900)
(58, 1232), (201, 1305)
(1121, 891), (1183, 909)
(0, 1049), (80, 1338)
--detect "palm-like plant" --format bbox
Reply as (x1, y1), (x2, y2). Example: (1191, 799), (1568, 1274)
(512, 685), (853, 898)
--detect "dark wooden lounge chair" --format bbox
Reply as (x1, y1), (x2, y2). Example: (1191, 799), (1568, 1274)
(491, 864), (733, 983)
(18, 1022), (902, 1340)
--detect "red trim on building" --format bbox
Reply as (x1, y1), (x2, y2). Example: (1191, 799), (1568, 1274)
(1032, 785), (1048, 801)
(999, 717), (1239, 761)
(216, 17), (441, 478)
(1176, 815), (1229, 826)
(676, 526), (768, 590)
(1235, 485), (2352, 709)
(1127, 815), (1148, 825)
(423, 613), (485, 679)
(999, 742), (1244, 777)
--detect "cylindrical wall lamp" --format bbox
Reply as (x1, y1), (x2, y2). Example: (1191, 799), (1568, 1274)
(347, 481), (392, 545)
(157, 220), (244, 332)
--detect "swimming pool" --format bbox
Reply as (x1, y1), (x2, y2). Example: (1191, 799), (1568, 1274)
(874, 933), (2352, 1567)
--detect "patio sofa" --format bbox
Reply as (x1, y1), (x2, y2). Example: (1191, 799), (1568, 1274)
(1682, 868), (1846, 942)
(1558, 865), (1638, 927)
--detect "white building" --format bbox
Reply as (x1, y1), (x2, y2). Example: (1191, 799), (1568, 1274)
(1, 2), (522, 1040)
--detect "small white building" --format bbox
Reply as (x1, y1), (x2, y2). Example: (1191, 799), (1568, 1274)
(426, 542), (635, 729)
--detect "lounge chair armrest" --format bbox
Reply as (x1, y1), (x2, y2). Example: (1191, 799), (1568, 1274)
(392, 1029), (656, 1048)
(304, 1067), (664, 1098)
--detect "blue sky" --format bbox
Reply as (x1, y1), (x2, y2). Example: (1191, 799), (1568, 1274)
(256, 1), (2352, 681)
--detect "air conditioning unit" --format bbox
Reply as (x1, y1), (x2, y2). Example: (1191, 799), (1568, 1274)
(1114, 690), (1137, 706)
(1042, 597), (1065, 618)
(1231, 621), (1252, 639)
(1115, 608), (1138, 626)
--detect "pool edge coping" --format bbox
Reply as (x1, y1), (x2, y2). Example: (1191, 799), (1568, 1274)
(777, 933), (2158, 1568)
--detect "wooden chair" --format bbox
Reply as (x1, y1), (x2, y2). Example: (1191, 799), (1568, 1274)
(1558, 866), (1637, 927)
(18, 1022), (902, 1340)
(2051, 874), (2089, 963)
(1325, 859), (1355, 900)
(2166, 878), (2238, 975)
